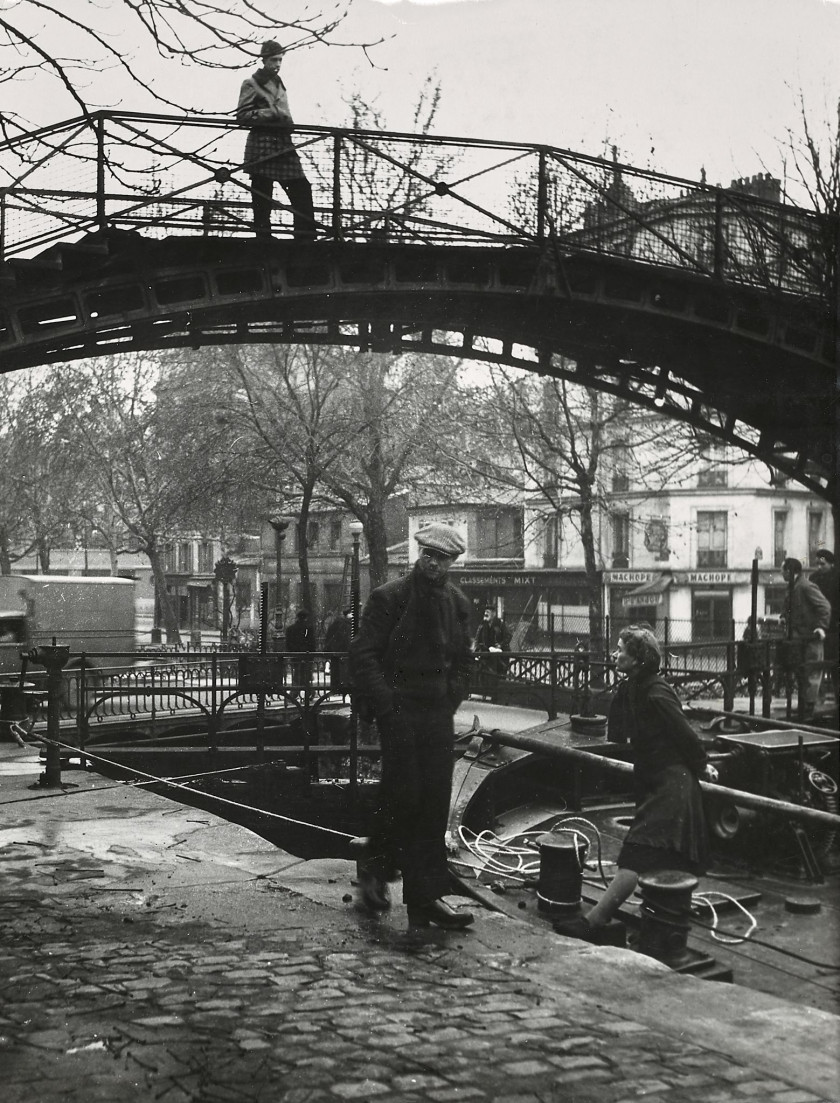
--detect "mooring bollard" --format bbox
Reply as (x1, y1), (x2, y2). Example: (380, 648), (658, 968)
(638, 870), (698, 967)
(536, 832), (588, 916)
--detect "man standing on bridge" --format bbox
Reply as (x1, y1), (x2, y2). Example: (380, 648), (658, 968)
(236, 40), (317, 241)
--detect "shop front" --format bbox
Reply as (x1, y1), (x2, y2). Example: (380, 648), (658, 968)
(605, 570), (673, 643)
(450, 568), (593, 648)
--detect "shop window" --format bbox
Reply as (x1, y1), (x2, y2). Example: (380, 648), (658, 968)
(697, 511), (726, 568)
(476, 511), (521, 558)
(697, 438), (728, 487)
(692, 592), (732, 641)
(198, 541), (214, 573)
(773, 510), (788, 568)
(543, 515), (558, 568)
(807, 510), (825, 566)
(177, 542), (193, 573)
(612, 441), (630, 491)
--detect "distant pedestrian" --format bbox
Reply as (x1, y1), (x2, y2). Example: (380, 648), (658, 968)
(782, 558), (831, 721)
(236, 40), (317, 240)
(554, 625), (715, 945)
(349, 523), (474, 929)
(810, 550), (838, 669)
(324, 608), (353, 697)
(473, 608), (510, 698)
(285, 609), (313, 690)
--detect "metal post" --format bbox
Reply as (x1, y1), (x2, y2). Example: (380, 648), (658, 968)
(536, 149), (548, 242)
(0, 189), (6, 265)
(269, 518), (290, 650)
(348, 521), (364, 795)
(748, 550), (760, 714)
(209, 653), (218, 753)
(723, 641), (735, 712)
(713, 189), (725, 277)
(25, 646), (70, 790)
(332, 134), (343, 240)
(78, 657), (88, 763)
(256, 581), (269, 757)
(96, 114), (107, 232)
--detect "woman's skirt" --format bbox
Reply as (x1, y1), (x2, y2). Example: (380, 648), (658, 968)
(618, 764), (709, 873)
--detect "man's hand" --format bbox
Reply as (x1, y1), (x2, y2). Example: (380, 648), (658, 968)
(814, 628), (826, 640)
(703, 764), (720, 783)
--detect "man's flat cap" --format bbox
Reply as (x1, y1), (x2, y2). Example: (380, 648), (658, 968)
(415, 523), (466, 558)
(260, 40), (285, 58)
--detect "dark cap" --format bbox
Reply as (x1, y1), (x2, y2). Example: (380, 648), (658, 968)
(414, 523), (466, 559)
(260, 40), (284, 59)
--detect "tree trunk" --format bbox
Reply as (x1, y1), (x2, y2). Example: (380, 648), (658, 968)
(579, 492), (605, 685)
(297, 494), (313, 616)
(36, 536), (50, 574)
(365, 502), (390, 590)
(148, 547), (180, 645)
(0, 533), (11, 576)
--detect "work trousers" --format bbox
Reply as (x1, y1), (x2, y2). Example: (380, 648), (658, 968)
(798, 637), (825, 714)
(368, 699), (455, 907)
(250, 174), (316, 240)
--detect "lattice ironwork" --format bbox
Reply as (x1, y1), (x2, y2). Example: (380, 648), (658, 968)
(0, 111), (834, 307)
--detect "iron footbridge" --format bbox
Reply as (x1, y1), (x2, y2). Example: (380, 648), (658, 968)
(0, 112), (836, 496)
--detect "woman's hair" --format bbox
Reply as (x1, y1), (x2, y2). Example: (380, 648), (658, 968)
(618, 624), (661, 673)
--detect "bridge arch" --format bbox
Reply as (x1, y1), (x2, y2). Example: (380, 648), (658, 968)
(0, 114), (835, 499)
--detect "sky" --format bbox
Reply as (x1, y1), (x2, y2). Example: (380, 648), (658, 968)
(7, 0), (840, 195)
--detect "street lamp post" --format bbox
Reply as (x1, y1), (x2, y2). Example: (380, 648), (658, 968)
(347, 520), (364, 796)
(348, 521), (364, 639)
(268, 517), (291, 648)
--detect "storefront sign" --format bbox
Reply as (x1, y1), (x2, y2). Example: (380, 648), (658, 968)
(605, 571), (658, 584)
(622, 594), (660, 607)
(682, 571), (735, 584)
(457, 574), (543, 587)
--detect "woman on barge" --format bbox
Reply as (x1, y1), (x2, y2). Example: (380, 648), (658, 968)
(555, 624), (716, 944)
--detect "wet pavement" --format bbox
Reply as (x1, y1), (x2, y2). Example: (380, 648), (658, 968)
(1, 742), (839, 1103)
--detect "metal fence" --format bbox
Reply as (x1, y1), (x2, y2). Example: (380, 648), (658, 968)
(0, 111), (831, 304)
(5, 637), (823, 737)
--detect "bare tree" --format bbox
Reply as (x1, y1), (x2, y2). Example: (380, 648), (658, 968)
(49, 353), (229, 643)
(312, 76), (455, 238)
(0, 1), (380, 130)
(320, 352), (461, 589)
(0, 372), (82, 574)
(205, 343), (355, 617)
(440, 365), (714, 654)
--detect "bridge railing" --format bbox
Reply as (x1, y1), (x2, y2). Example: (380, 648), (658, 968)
(0, 111), (830, 303)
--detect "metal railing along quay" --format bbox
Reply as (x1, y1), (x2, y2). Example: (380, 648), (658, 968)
(4, 640), (831, 746)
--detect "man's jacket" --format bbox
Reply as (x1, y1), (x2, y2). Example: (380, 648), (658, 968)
(349, 568), (472, 719)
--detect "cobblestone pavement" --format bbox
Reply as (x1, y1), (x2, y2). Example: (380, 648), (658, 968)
(1, 749), (838, 1102)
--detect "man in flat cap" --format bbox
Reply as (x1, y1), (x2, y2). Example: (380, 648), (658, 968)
(236, 40), (317, 240)
(349, 523), (475, 929)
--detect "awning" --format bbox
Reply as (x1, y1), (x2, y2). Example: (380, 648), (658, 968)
(622, 574), (672, 607)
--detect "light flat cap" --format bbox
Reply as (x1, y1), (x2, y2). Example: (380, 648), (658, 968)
(415, 523), (466, 558)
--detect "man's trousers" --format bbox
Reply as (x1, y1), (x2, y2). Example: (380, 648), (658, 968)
(368, 699), (455, 908)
